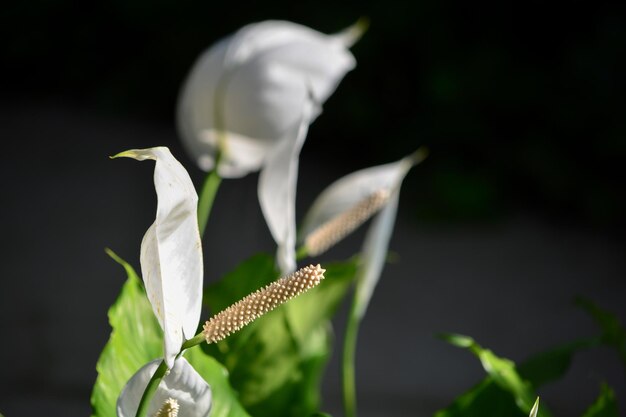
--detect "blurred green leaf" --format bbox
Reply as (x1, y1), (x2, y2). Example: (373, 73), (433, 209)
(185, 346), (251, 417)
(576, 297), (626, 370)
(518, 338), (598, 387)
(204, 253), (357, 417)
(581, 384), (619, 417)
(434, 378), (526, 417)
(90, 249), (163, 417)
(436, 334), (550, 417)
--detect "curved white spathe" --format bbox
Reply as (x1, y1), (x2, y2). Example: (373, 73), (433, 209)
(177, 20), (361, 177)
(300, 150), (426, 317)
(177, 20), (364, 274)
(117, 358), (212, 417)
(114, 147), (203, 368)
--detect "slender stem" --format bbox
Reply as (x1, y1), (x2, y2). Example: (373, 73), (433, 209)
(134, 332), (206, 417)
(135, 360), (168, 417)
(342, 293), (361, 417)
(197, 168), (222, 236)
(181, 332), (206, 350)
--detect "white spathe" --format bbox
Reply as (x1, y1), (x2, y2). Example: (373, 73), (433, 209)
(177, 20), (361, 176)
(177, 20), (364, 273)
(301, 150), (426, 318)
(114, 147), (203, 368)
(117, 358), (212, 417)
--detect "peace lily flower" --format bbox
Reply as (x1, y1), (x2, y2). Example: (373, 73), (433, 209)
(177, 19), (366, 273)
(112, 147), (203, 368)
(113, 147), (210, 416)
(300, 148), (427, 317)
(117, 357), (211, 417)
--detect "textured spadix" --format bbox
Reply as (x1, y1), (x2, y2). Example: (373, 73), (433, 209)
(203, 264), (325, 343)
(301, 149), (426, 256)
(154, 398), (179, 417)
(301, 149), (426, 317)
(304, 189), (391, 256)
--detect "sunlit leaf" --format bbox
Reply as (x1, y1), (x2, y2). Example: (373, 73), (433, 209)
(91, 250), (247, 417)
(204, 253), (357, 417)
(90, 250), (163, 417)
(185, 346), (251, 417)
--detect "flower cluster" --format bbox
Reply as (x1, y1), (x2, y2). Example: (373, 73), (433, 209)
(101, 18), (424, 417)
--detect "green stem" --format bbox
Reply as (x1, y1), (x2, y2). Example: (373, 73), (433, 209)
(134, 332), (206, 417)
(135, 360), (168, 417)
(197, 168), (222, 236)
(342, 293), (361, 417)
(181, 332), (206, 350)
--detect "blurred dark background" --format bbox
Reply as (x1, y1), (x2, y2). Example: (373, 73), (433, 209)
(1, 1), (625, 416)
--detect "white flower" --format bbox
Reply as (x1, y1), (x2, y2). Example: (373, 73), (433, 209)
(117, 358), (212, 417)
(177, 19), (365, 273)
(300, 149), (426, 317)
(113, 147), (203, 368)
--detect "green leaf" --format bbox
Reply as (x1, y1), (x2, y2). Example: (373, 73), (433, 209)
(91, 250), (249, 417)
(576, 297), (626, 370)
(185, 346), (251, 417)
(436, 334), (550, 417)
(90, 250), (163, 417)
(204, 254), (357, 417)
(517, 338), (598, 387)
(434, 378), (526, 417)
(581, 384), (619, 417)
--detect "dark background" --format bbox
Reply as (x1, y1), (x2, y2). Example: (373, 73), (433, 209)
(1, 1), (625, 416)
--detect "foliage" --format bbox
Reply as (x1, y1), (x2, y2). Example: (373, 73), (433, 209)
(436, 334), (549, 417)
(91, 250), (249, 417)
(202, 254), (357, 417)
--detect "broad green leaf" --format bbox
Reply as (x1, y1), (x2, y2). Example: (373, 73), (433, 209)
(185, 346), (251, 417)
(581, 384), (619, 417)
(434, 378), (526, 417)
(518, 338), (597, 387)
(576, 298), (626, 370)
(92, 250), (248, 417)
(90, 250), (163, 417)
(204, 253), (357, 417)
(437, 334), (550, 417)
